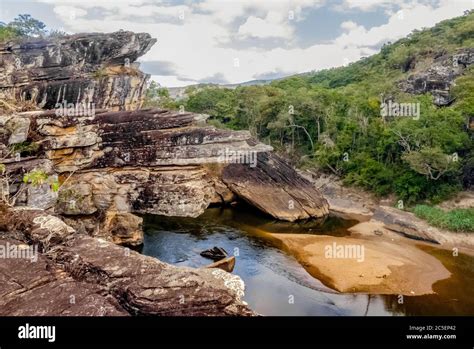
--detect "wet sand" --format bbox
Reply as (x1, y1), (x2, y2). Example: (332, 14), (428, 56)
(143, 207), (474, 315)
(267, 232), (451, 295)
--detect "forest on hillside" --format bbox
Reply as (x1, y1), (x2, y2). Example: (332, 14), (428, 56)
(147, 11), (474, 205)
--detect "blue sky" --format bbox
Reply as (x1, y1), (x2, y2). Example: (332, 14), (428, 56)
(1, 0), (473, 87)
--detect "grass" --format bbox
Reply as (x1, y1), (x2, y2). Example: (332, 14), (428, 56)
(413, 205), (474, 233)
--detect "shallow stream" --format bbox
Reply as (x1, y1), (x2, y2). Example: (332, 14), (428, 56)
(142, 206), (474, 316)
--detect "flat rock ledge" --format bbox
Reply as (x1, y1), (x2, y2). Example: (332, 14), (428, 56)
(0, 207), (255, 316)
(373, 206), (474, 250)
(1, 108), (329, 245)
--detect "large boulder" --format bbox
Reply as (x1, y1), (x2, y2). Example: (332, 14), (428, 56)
(222, 152), (329, 221)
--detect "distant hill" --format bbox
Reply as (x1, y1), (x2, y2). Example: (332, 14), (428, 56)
(166, 79), (272, 99)
(178, 11), (474, 203)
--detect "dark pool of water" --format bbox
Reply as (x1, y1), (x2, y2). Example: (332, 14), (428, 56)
(141, 206), (474, 316)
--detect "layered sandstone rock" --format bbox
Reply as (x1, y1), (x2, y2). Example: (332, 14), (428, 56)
(222, 152), (329, 221)
(0, 31), (156, 111)
(0, 31), (329, 246)
(1, 108), (329, 243)
(0, 207), (254, 316)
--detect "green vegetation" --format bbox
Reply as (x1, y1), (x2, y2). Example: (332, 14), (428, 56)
(0, 24), (20, 42)
(0, 168), (59, 207)
(175, 12), (474, 204)
(0, 14), (67, 43)
(22, 169), (48, 186)
(185, 86), (236, 122)
(10, 141), (40, 156)
(413, 205), (474, 232)
(143, 81), (179, 109)
(0, 14), (47, 41)
(8, 14), (46, 37)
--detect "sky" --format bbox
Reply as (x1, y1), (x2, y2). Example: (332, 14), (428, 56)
(1, 0), (473, 87)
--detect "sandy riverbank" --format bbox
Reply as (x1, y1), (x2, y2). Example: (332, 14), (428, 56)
(267, 232), (451, 295)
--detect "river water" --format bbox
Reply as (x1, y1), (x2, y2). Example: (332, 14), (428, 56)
(141, 206), (474, 316)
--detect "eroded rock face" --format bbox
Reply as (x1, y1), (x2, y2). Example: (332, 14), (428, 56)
(400, 48), (474, 106)
(0, 236), (127, 316)
(0, 208), (254, 316)
(1, 107), (329, 242)
(222, 152), (329, 221)
(30, 108), (271, 172)
(0, 31), (156, 110)
(0, 31), (329, 246)
(103, 211), (144, 247)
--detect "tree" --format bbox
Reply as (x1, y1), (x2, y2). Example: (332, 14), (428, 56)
(0, 22), (20, 41)
(143, 81), (178, 109)
(402, 148), (460, 180)
(185, 87), (236, 122)
(8, 14), (46, 37)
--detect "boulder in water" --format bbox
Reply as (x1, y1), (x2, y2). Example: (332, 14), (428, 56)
(200, 246), (228, 261)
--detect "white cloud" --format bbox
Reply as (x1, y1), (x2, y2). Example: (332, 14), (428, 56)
(197, 0), (323, 23)
(340, 20), (359, 31)
(53, 6), (87, 20)
(335, 1), (469, 48)
(340, 0), (405, 11)
(38, 0), (152, 8)
(238, 11), (294, 39)
(25, 0), (474, 87)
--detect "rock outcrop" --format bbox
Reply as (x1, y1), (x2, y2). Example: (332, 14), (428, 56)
(0, 207), (254, 316)
(0, 108), (283, 244)
(400, 48), (474, 106)
(373, 206), (474, 249)
(0, 31), (156, 111)
(0, 31), (329, 246)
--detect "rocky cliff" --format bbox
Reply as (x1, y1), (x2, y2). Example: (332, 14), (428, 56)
(0, 31), (156, 111)
(400, 48), (474, 106)
(0, 33), (329, 248)
(0, 29), (329, 315)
